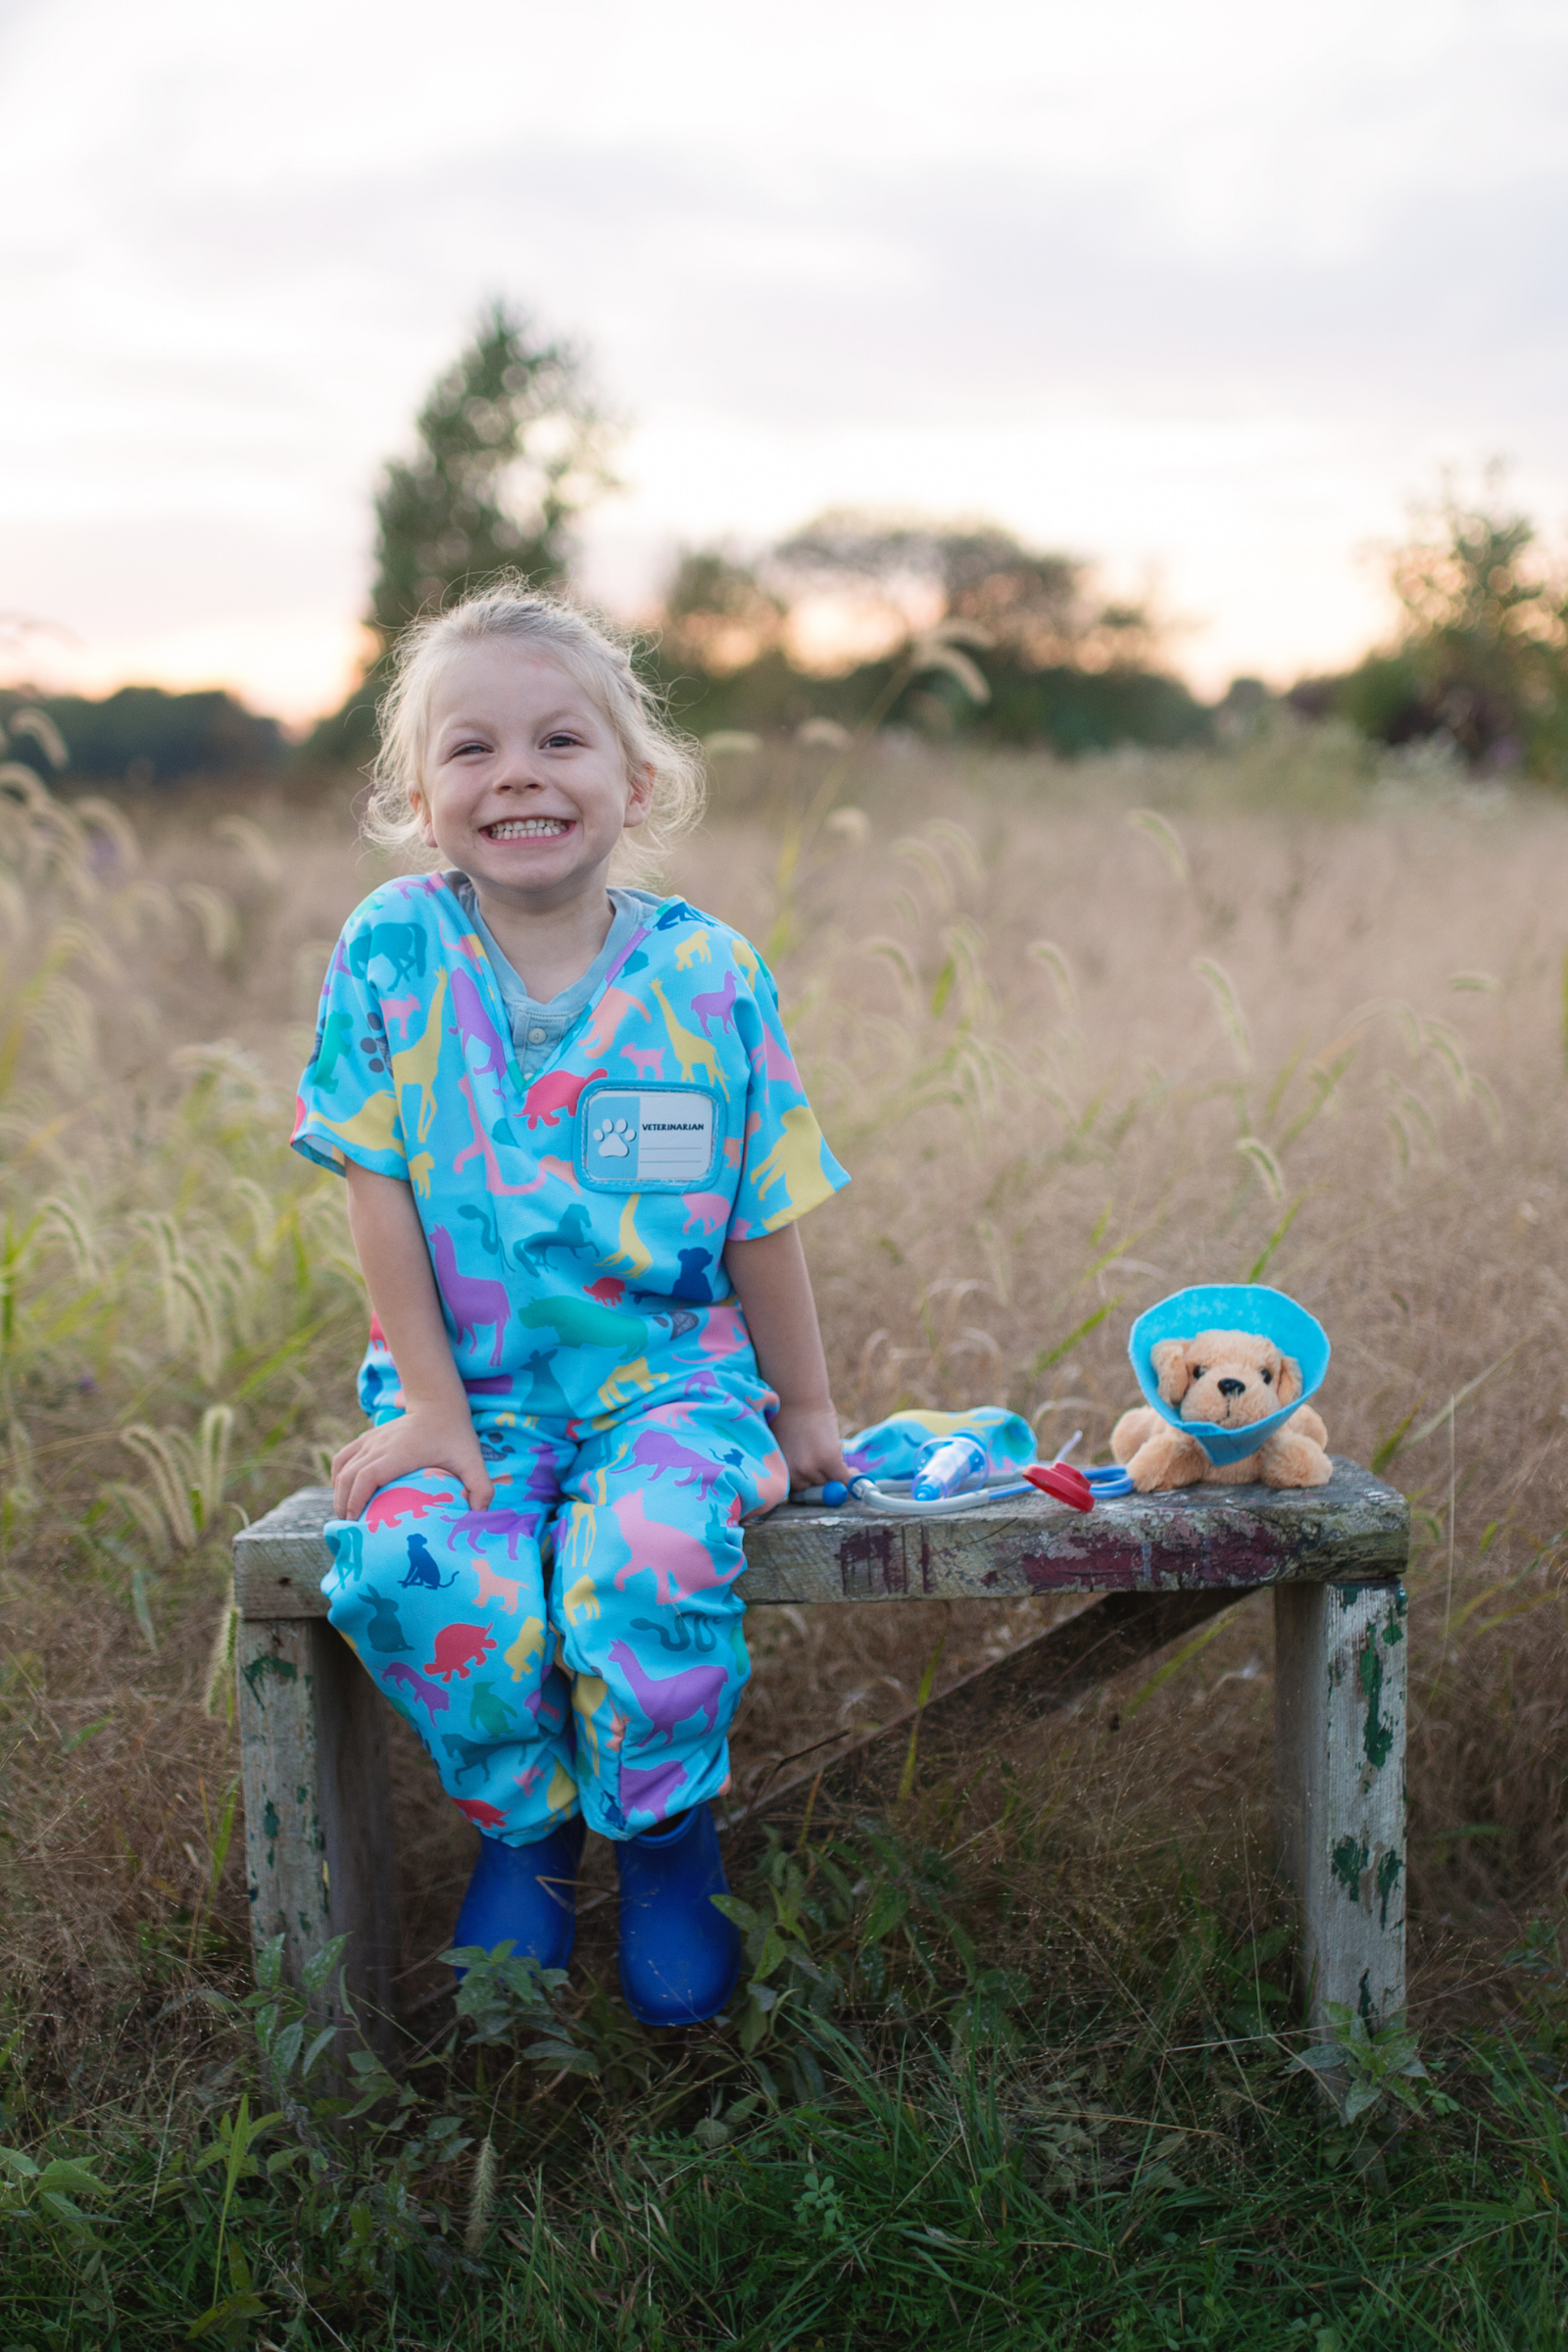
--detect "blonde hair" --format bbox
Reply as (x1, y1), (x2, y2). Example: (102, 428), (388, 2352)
(364, 582), (705, 886)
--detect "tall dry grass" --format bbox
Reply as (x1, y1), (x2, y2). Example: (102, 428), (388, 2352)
(5, 720), (1568, 2097)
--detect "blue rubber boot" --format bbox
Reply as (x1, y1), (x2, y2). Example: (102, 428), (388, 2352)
(451, 1815), (586, 1974)
(615, 1804), (742, 2027)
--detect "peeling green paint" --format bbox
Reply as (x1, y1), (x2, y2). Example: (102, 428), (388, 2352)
(1382, 1620), (1404, 1646)
(263, 1798), (280, 1841)
(1376, 1848), (1403, 1931)
(241, 1652), (299, 1703)
(1358, 1969), (1374, 2026)
(1359, 1638), (1395, 1768)
(1332, 1834), (1369, 1895)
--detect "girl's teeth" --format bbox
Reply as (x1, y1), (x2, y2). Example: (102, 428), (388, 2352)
(487, 819), (568, 838)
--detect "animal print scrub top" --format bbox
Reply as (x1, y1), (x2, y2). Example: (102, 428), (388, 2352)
(292, 871), (849, 1424)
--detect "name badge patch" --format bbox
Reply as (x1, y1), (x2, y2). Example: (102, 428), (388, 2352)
(577, 1083), (720, 1192)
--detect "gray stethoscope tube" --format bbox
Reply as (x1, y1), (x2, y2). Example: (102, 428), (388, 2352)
(793, 1430), (1094, 1517)
(815, 1470), (1035, 1518)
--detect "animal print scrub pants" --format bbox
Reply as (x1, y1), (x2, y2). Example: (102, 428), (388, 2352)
(322, 1391), (788, 1843)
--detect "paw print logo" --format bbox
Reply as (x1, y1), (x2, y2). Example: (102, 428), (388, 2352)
(593, 1117), (633, 1159)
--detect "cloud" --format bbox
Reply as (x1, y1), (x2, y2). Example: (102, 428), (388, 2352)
(2, 0), (1566, 710)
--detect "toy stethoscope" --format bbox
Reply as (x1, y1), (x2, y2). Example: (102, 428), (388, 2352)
(795, 1431), (1135, 1518)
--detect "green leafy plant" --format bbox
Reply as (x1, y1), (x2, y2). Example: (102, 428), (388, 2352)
(1287, 2001), (1456, 2132)
(443, 1941), (599, 2079)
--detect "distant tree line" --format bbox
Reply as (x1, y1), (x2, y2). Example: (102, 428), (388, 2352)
(649, 517), (1210, 755)
(13, 305), (1568, 789)
(300, 311), (1568, 782)
(296, 308), (1211, 769)
(0, 685), (283, 786)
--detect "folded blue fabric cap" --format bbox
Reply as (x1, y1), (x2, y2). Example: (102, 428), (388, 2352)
(1127, 1284), (1331, 1466)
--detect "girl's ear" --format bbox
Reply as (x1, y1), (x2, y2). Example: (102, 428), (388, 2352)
(1152, 1340), (1192, 1402)
(410, 787), (438, 851)
(1275, 1351), (1302, 1407)
(623, 760), (658, 829)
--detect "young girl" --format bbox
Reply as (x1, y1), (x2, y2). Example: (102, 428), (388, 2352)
(291, 588), (849, 2027)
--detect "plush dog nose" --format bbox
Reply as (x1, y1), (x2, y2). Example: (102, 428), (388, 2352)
(1217, 1378), (1246, 1398)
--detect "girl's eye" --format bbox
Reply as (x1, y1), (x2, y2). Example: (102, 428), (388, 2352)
(541, 731), (579, 750)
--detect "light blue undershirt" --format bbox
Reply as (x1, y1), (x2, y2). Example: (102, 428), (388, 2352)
(448, 875), (656, 1083)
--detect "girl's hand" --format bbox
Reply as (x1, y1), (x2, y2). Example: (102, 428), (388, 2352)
(771, 1402), (848, 1497)
(330, 1399), (495, 1522)
(723, 1225), (846, 1508)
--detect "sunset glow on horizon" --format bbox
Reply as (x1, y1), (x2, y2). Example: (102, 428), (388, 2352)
(3, 0), (1565, 722)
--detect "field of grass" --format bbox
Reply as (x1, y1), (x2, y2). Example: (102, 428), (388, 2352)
(7, 721), (1568, 2346)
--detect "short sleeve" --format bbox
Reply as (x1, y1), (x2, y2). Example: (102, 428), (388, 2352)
(727, 951), (850, 1238)
(291, 934), (408, 1180)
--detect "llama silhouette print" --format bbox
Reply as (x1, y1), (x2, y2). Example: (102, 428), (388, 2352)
(609, 1639), (726, 1744)
(428, 1226), (510, 1366)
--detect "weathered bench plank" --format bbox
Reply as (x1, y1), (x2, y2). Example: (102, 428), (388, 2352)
(234, 1459), (1407, 1618)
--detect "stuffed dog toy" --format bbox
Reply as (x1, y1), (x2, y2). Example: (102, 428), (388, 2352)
(1110, 1329), (1332, 1492)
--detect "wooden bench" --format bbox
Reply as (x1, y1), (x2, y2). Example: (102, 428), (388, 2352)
(234, 1460), (1409, 2040)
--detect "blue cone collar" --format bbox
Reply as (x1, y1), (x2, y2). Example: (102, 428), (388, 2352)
(1127, 1284), (1330, 1467)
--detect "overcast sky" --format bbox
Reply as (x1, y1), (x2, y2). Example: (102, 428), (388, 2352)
(4, 0), (1566, 718)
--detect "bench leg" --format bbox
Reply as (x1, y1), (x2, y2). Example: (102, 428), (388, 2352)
(236, 1618), (402, 2044)
(1274, 1581), (1407, 2040)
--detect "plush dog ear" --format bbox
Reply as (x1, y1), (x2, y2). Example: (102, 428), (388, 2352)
(1274, 1351), (1302, 1407)
(1152, 1340), (1193, 1402)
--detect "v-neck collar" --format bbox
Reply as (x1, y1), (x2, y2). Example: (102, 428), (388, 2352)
(433, 871), (657, 1106)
